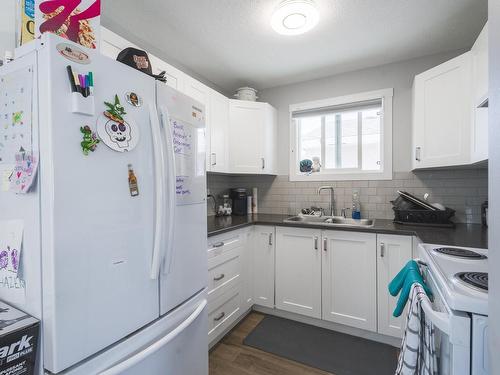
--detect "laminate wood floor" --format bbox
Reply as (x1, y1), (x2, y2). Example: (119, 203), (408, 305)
(209, 312), (334, 375)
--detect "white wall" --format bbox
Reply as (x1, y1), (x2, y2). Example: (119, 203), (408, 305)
(488, 0), (500, 372)
(0, 0), (16, 62)
(259, 50), (466, 175)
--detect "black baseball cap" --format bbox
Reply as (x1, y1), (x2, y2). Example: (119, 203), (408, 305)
(117, 47), (167, 82)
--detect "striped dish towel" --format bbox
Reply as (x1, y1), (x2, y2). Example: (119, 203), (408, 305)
(395, 283), (438, 375)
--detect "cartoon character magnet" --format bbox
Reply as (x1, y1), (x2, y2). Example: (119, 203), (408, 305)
(96, 95), (139, 152)
(80, 125), (99, 155)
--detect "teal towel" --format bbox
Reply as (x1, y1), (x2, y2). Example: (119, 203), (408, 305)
(388, 260), (432, 317)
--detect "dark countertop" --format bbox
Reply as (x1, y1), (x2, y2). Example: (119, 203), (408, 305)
(207, 214), (488, 249)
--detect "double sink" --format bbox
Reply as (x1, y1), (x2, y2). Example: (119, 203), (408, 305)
(283, 215), (375, 228)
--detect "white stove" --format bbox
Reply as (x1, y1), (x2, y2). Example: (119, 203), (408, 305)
(417, 243), (489, 375)
(419, 244), (488, 315)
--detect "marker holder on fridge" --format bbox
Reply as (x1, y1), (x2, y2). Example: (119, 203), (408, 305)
(67, 65), (95, 116)
(71, 92), (95, 116)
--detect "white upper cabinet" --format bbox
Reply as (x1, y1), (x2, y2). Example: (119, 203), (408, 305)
(412, 52), (472, 169)
(472, 23), (488, 106)
(471, 23), (489, 163)
(100, 27), (185, 91)
(253, 226), (276, 309)
(149, 55), (185, 91)
(229, 100), (278, 175)
(275, 227), (322, 319)
(182, 77), (212, 171)
(376, 234), (413, 338)
(322, 231), (377, 332)
(412, 22), (488, 168)
(208, 90), (229, 173)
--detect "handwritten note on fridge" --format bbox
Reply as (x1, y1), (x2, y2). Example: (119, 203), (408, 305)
(170, 117), (205, 206)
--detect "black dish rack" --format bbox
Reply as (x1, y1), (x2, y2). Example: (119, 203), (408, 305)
(391, 192), (455, 228)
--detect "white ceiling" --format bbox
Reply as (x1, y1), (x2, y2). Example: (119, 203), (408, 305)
(102, 0), (487, 94)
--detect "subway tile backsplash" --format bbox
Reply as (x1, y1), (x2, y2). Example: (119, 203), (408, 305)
(207, 169), (488, 224)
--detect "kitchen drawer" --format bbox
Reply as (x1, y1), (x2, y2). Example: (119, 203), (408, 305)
(207, 286), (241, 341)
(208, 245), (241, 302)
(207, 230), (243, 259)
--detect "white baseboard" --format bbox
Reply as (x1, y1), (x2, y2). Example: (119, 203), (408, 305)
(252, 305), (402, 348)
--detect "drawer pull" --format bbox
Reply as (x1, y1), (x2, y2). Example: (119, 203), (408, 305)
(214, 312), (225, 322)
(212, 241), (224, 248)
(213, 274), (225, 281)
(314, 236), (318, 250)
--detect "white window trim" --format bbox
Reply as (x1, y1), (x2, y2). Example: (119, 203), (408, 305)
(289, 88), (393, 181)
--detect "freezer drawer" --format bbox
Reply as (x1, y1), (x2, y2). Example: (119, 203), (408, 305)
(61, 291), (208, 375)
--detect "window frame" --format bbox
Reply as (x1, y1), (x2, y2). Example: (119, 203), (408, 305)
(289, 88), (393, 181)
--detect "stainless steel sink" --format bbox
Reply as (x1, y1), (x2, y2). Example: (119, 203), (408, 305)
(283, 215), (375, 228)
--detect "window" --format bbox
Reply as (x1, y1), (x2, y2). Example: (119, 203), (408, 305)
(290, 89), (393, 181)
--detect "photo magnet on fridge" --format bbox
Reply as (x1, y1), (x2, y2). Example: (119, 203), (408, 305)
(125, 92), (142, 107)
(97, 95), (139, 152)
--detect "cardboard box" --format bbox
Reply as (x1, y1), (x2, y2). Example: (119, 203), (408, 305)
(34, 0), (101, 49)
(0, 301), (39, 375)
(18, 0), (36, 46)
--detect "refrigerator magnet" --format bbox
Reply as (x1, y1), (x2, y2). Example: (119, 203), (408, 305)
(80, 126), (99, 155)
(56, 43), (91, 65)
(127, 164), (139, 197)
(125, 92), (142, 107)
(96, 95), (139, 152)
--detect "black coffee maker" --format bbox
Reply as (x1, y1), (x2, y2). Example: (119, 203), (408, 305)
(231, 188), (248, 216)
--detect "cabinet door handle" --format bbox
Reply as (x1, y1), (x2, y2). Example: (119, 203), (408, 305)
(415, 147), (421, 162)
(213, 273), (225, 281)
(214, 312), (225, 322)
(261, 158), (265, 170)
(314, 236), (318, 250)
(323, 238), (328, 252)
(380, 242), (385, 258)
(211, 153), (217, 166)
(213, 241), (224, 248)
(268, 233), (273, 246)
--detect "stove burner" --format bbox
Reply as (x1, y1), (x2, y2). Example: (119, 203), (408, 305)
(456, 272), (488, 292)
(434, 247), (487, 259)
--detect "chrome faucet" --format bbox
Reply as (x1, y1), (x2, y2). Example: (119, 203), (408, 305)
(318, 186), (335, 217)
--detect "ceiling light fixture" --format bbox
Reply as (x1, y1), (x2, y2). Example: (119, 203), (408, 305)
(271, 0), (319, 36)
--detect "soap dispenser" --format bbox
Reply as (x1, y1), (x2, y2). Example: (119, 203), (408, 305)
(352, 190), (361, 219)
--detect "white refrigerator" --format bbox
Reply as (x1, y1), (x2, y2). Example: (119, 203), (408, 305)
(0, 34), (208, 375)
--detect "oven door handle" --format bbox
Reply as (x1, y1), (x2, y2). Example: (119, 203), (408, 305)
(419, 294), (451, 335)
(413, 259), (451, 335)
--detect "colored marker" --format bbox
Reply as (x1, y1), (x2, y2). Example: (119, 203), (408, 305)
(66, 66), (77, 93)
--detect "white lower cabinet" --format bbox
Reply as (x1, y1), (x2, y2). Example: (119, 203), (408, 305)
(376, 234), (413, 338)
(206, 230), (245, 346)
(241, 229), (254, 311)
(275, 227), (322, 318)
(322, 231), (377, 332)
(252, 226), (276, 308)
(206, 226), (414, 347)
(207, 285), (241, 342)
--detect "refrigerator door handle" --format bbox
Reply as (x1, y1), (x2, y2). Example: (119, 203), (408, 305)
(159, 106), (177, 276)
(149, 104), (166, 280)
(98, 299), (207, 375)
